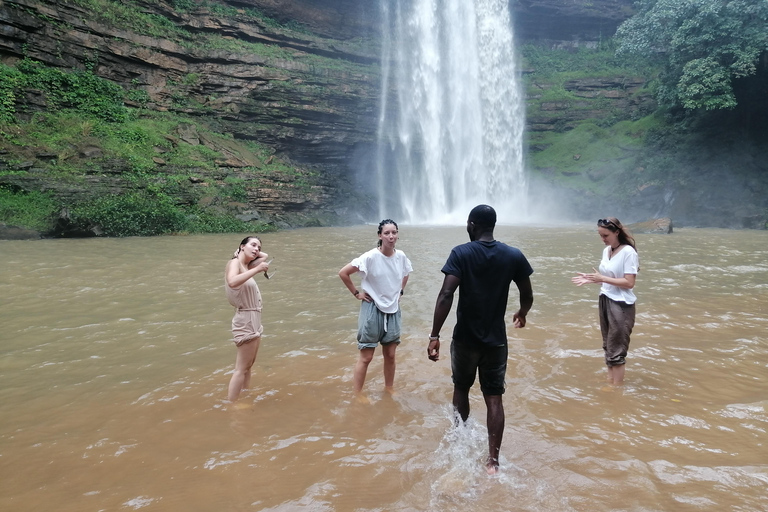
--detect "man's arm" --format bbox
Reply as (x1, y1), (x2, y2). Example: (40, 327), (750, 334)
(512, 275), (533, 328)
(428, 274), (460, 361)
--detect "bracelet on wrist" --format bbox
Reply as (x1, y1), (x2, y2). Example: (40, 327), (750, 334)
(429, 335), (439, 341)
(353, 290), (359, 296)
(400, 289), (404, 296)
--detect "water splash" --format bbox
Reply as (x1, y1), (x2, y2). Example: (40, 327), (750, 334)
(428, 407), (531, 508)
(377, 0), (527, 224)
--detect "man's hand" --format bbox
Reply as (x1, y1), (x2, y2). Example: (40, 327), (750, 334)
(427, 338), (440, 361)
(512, 311), (527, 328)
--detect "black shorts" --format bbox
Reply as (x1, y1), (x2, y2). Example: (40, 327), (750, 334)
(450, 340), (507, 395)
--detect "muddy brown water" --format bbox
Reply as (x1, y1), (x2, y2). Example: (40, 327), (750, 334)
(1, 225), (766, 511)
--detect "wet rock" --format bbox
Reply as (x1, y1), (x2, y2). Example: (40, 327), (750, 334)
(0, 224), (42, 240)
(236, 211), (261, 222)
(628, 218), (673, 234)
(50, 209), (104, 238)
(79, 146), (104, 159)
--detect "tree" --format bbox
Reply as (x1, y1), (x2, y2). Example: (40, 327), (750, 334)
(616, 0), (768, 110)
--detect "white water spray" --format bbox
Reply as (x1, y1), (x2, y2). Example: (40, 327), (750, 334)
(377, 0), (527, 224)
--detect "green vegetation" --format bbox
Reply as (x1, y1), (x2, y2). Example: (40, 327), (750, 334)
(616, 0), (768, 111)
(527, 114), (667, 193)
(0, 58), (319, 236)
(521, 42), (658, 120)
(1, 59), (127, 123)
(522, 41), (651, 80)
(522, 42), (675, 196)
(64, 191), (268, 237)
(0, 187), (59, 230)
(53, 0), (376, 73)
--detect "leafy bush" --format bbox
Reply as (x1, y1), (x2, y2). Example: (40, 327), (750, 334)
(0, 66), (24, 123)
(616, 0), (768, 110)
(68, 192), (189, 236)
(17, 59), (127, 121)
(1, 59), (128, 123)
(185, 208), (265, 233)
(0, 187), (59, 230)
(172, 0), (197, 11)
(222, 177), (248, 202)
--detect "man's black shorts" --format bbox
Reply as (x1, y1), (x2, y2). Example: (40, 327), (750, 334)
(450, 340), (507, 395)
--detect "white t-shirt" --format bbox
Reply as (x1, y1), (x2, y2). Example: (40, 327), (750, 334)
(350, 248), (413, 313)
(598, 245), (639, 304)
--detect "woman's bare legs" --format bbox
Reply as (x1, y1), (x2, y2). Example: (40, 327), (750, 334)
(228, 337), (261, 401)
(382, 342), (397, 392)
(353, 347), (376, 394)
(607, 364), (625, 385)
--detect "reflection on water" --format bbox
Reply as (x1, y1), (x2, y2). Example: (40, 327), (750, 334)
(1, 226), (767, 511)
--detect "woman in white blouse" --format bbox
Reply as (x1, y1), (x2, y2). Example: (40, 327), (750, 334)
(572, 218), (639, 385)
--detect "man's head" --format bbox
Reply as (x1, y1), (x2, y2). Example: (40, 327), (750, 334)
(467, 204), (496, 240)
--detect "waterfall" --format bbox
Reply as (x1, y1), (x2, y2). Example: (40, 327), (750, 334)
(376, 0), (527, 224)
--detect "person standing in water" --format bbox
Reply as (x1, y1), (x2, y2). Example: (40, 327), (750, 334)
(339, 219), (413, 399)
(572, 217), (638, 386)
(225, 236), (270, 402)
(427, 205), (534, 474)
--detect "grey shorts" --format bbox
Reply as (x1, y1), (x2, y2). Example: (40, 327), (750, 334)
(599, 294), (636, 366)
(450, 340), (508, 395)
(357, 300), (402, 350)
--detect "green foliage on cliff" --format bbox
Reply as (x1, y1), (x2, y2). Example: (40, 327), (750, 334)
(0, 59), (314, 236)
(528, 114), (666, 191)
(0, 59), (127, 123)
(616, 0), (768, 111)
(522, 42), (657, 121)
(173, 0), (309, 33)
(63, 191), (260, 237)
(0, 188), (58, 230)
(62, 0), (375, 74)
(522, 41), (649, 79)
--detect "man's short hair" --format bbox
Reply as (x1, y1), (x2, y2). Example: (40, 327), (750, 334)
(468, 204), (496, 228)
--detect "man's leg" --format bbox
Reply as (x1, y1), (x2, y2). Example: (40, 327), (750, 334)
(452, 386), (470, 422)
(450, 340), (477, 422)
(483, 394), (504, 473)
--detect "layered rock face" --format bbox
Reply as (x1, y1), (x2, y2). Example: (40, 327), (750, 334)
(238, 0), (636, 44)
(0, 0), (388, 227)
(514, 0), (634, 45)
(0, 0), (381, 162)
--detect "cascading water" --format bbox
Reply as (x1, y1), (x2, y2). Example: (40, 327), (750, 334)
(376, 0), (527, 224)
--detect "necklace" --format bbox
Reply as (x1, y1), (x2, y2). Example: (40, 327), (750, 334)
(610, 244), (620, 252)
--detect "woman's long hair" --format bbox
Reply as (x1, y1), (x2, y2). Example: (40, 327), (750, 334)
(598, 217), (636, 250)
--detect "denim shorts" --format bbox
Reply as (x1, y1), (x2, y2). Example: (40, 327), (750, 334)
(450, 340), (507, 395)
(357, 300), (402, 350)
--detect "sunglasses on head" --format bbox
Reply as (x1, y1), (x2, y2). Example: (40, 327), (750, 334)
(598, 218), (617, 228)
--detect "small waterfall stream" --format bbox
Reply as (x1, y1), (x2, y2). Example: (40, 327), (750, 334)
(377, 0), (527, 224)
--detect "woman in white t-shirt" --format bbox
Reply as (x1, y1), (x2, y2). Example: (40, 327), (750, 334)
(339, 219), (413, 400)
(572, 217), (639, 385)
